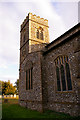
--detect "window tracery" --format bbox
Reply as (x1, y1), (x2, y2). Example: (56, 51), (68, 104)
(36, 27), (44, 40)
(55, 55), (72, 91)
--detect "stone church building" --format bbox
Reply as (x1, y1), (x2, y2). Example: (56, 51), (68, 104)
(19, 13), (80, 116)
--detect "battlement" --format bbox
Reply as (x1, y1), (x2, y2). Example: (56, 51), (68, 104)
(21, 12), (49, 30)
(29, 12), (48, 22)
(21, 15), (29, 31)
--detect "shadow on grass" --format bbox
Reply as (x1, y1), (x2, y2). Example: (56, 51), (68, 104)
(2, 99), (80, 119)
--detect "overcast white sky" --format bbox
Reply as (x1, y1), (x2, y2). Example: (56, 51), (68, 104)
(0, 0), (79, 85)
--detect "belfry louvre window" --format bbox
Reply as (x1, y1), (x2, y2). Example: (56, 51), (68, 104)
(36, 27), (44, 40)
(55, 56), (72, 91)
(36, 30), (39, 39)
(40, 31), (43, 40)
(26, 68), (33, 90)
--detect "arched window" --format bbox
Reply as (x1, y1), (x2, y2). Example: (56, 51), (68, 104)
(36, 30), (39, 39)
(36, 27), (44, 40)
(56, 66), (61, 91)
(26, 67), (33, 90)
(55, 55), (72, 92)
(60, 65), (66, 91)
(66, 63), (72, 90)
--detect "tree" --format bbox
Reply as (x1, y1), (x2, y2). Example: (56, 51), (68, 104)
(14, 79), (19, 94)
(0, 80), (2, 95)
(2, 81), (9, 95)
(2, 80), (16, 95)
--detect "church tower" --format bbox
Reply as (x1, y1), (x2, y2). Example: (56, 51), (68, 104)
(19, 13), (50, 111)
(20, 12), (49, 63)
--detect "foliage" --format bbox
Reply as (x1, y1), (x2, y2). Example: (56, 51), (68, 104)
(2, 80), (16, 95)
(14, 79), (19, 94)
(0, 80), (2, 95)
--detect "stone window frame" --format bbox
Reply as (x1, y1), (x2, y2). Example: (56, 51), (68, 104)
(36, 27), (44, 40)
(24, 61), (33, 90)
(55, 55), (73, 92)
(26, 67), (33, 90)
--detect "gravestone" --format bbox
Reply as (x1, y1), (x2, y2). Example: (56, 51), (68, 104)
(4, 99), (8, 103)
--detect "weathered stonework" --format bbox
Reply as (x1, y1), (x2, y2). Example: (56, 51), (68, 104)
(42, 37), (80, 116)
(19, 13), (80, 116)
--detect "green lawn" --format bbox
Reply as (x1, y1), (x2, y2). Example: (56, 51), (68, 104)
(2, 99), (80, 119)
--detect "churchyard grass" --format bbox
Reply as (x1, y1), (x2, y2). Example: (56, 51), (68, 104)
(2, 98), (80, 119)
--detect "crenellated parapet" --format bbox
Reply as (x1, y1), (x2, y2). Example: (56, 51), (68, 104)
(21, 12), (49, 31)
(28, 12), (48, 27)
